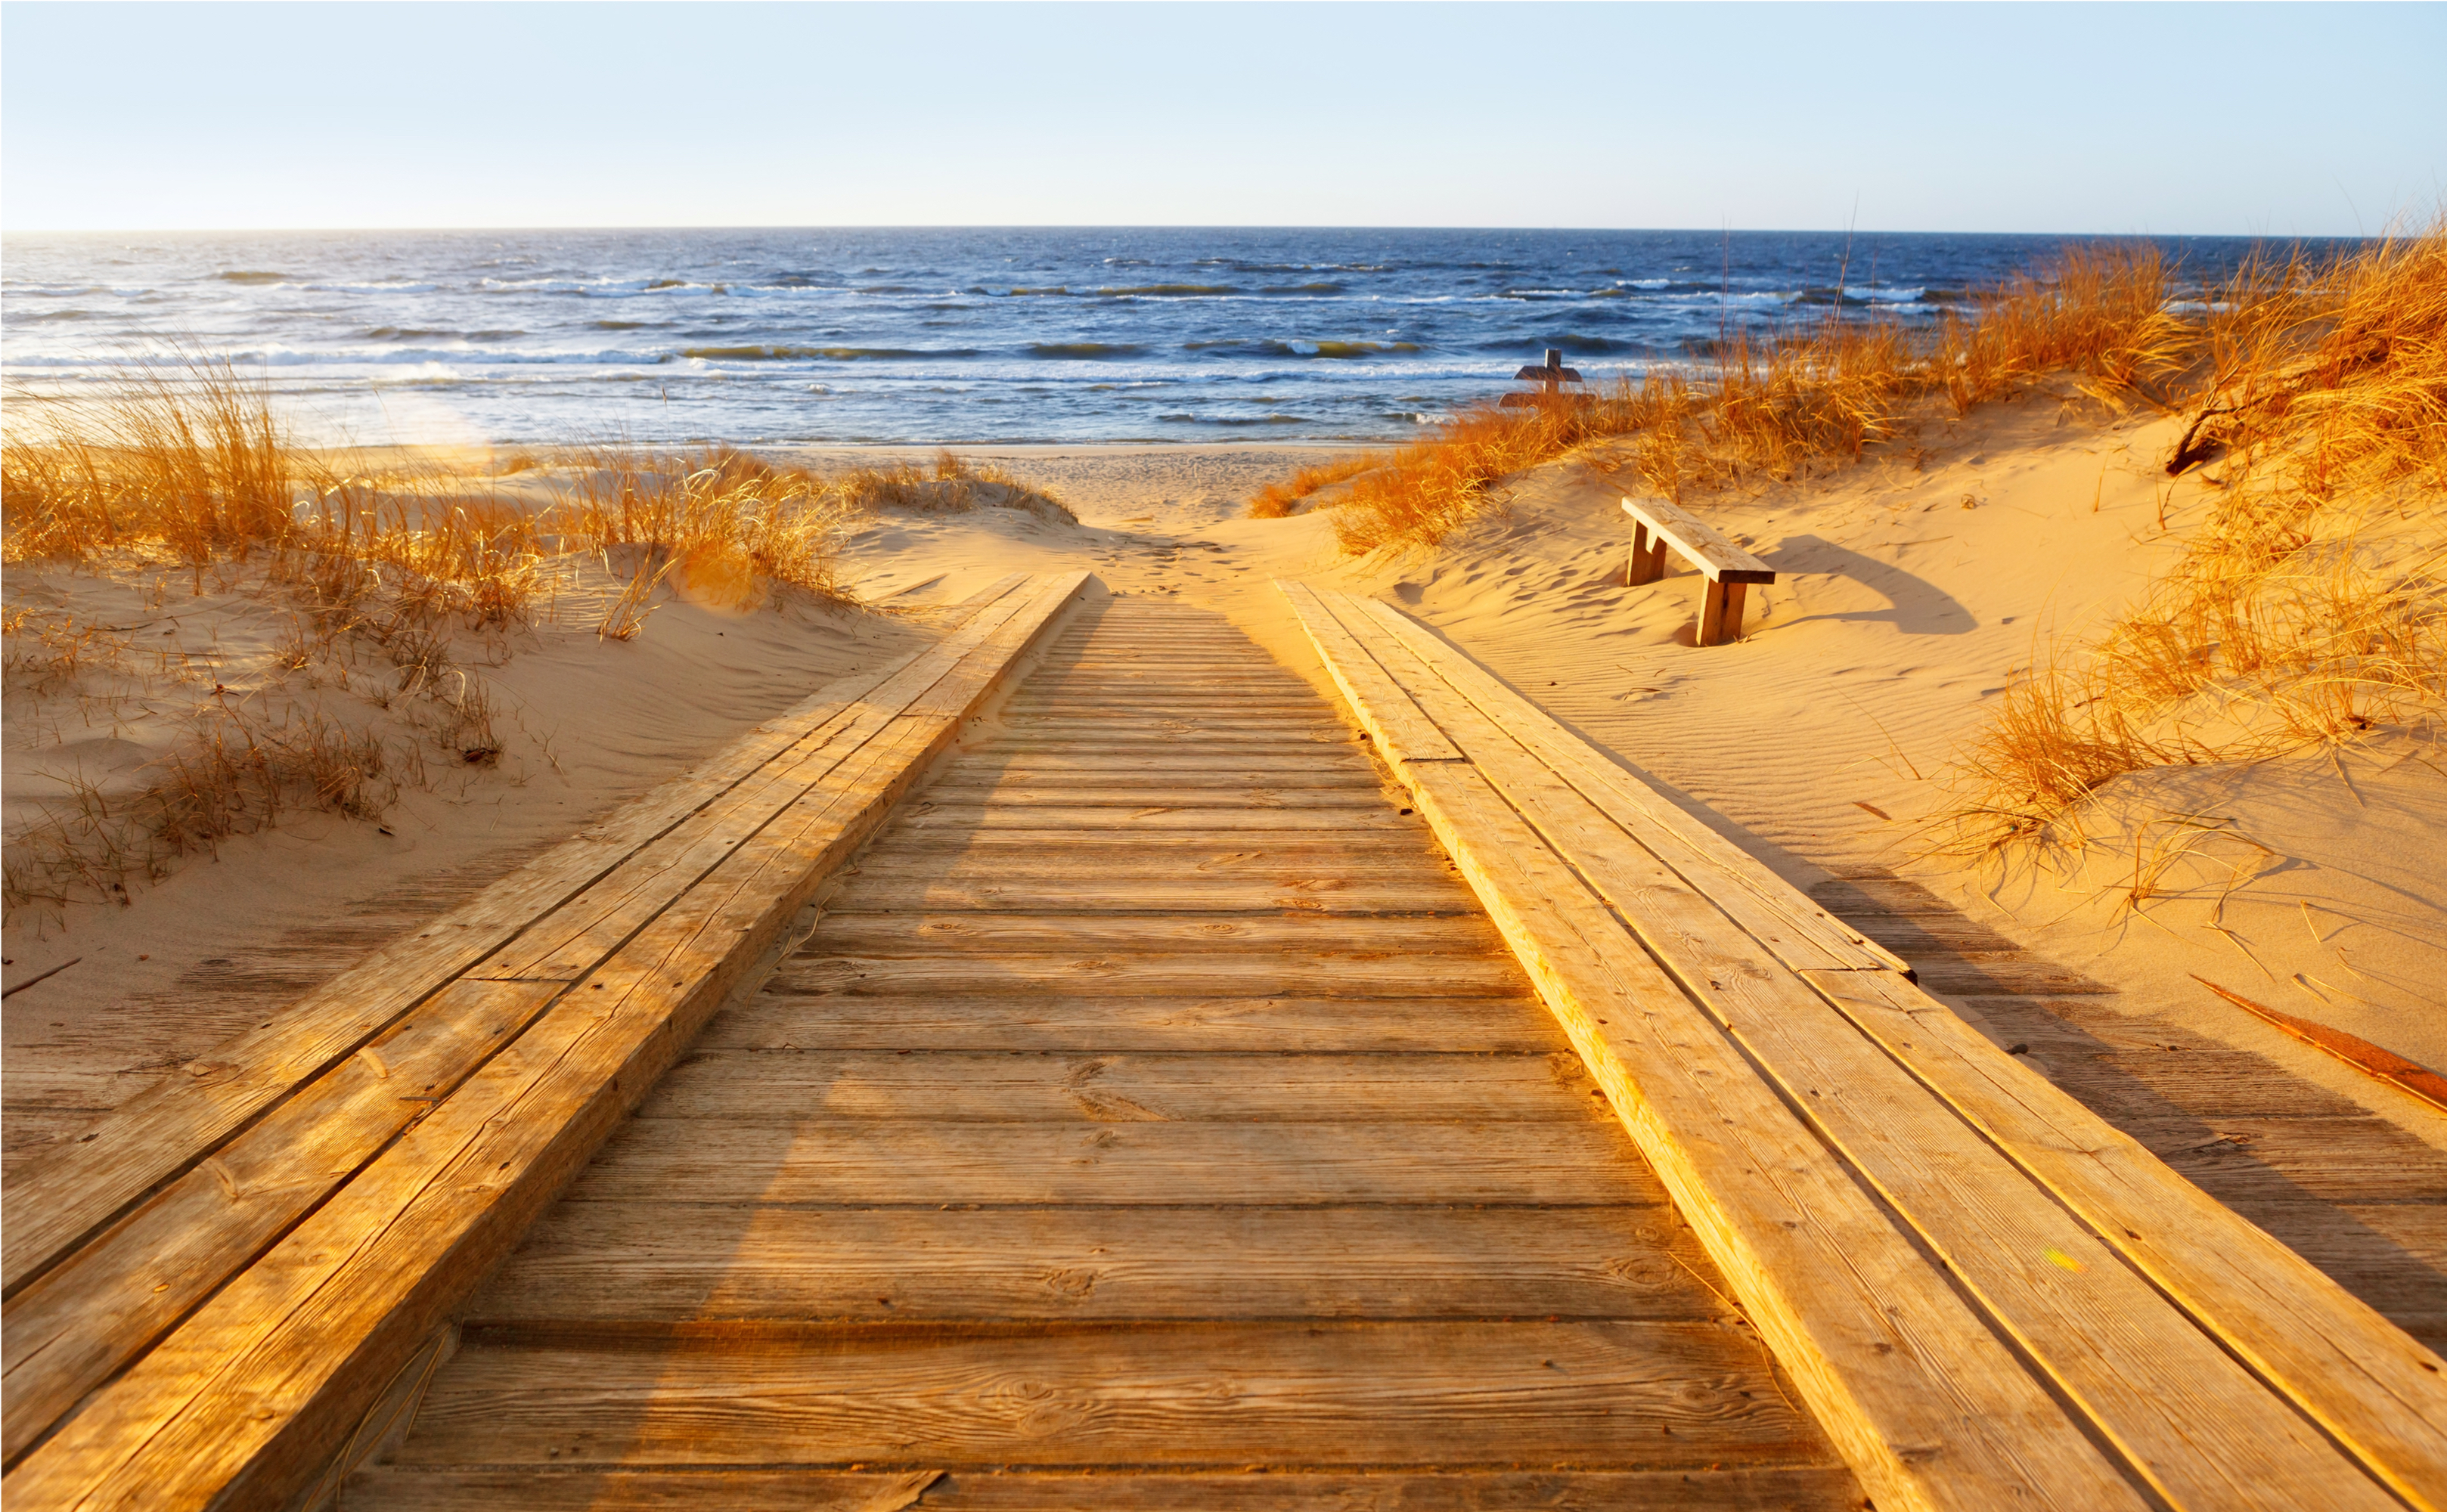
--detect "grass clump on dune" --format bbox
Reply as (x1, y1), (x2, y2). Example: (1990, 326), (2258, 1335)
(831, 449), (1078, 525)
(1946, 218), (2447, 860)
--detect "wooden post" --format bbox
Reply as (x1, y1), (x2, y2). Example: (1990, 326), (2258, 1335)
(1627, 523), (1669, 586)
(1698, 581), (1749, 646)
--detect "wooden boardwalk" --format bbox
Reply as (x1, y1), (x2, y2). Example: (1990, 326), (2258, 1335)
(342, 595), (1856, 1507)
(7, 574), (2447, 1510)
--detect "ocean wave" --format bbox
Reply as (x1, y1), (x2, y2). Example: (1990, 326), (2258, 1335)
(214, 270), (289, 284)
(1099, 284), (1240, 297)
(1259, 282), (1346, 295)
(1182, 339), (1420, 359)
(681, 345), (982, 361)
(1028, 342), (1146, 359)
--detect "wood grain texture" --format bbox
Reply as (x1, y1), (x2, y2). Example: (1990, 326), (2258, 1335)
(561, 1120), (1667, 1207)
(468, 1206), (1710, 1325)
(702, 994), (1568, 1053)
(637, 1049), (1605, 1123)
(802, 913), (1509, 958)
(1805, 966), (2447, 1507)
(390, 1321), (1828, 1468)
(341, 1466), (1867, 1511)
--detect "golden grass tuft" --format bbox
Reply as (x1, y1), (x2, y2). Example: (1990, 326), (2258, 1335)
(552, 441), (861, 618)
(1248, 454), (1381, 519)
(1943, 215), (2447, 861)
(830, 450), (1078, 524)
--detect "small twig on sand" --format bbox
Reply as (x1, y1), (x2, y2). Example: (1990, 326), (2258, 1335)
(3, 956), (83, 999)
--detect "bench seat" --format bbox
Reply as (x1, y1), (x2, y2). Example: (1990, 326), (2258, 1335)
(1621, 497), (1775, 646)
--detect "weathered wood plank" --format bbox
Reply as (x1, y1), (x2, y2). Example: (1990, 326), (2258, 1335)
(913, 785), (1394, 810)
(1286, 584), (2147, 1512)
(469, 1206), (1707, 1325)
(389, 1321), (1830, 1468)
(895, 804), (1413, 832)
(826, 875), (1476, 915)
(1803, 966), (2447, 1508)
(637, 1049), (1604, 1123)
(704, 993), (1568, 1053)
(801, 913), (1509, 958)
(340, 1466), (1866, 1511)
(563, 1121), (1665, 1206)
(1329, 596), (2394, 1507)
(774, 951), (1531, 998)
(851, 832), (1448, 864)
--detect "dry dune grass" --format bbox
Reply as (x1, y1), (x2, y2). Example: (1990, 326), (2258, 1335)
(2, 360), (961, 910)
(3, 355), (1082, 909)
(1303, 243), (2197, 553)
(830, 449), (1078, 524)
(1946, 218), (2447, 860)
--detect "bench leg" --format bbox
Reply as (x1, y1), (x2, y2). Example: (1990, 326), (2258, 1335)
(1698, 581), (1749, 646)
(1627, 525), (1667, 587)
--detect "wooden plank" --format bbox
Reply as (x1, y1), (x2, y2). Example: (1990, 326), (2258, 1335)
(637, 1049), (1605, 1123)
(1285, 592), (2147, 1511)
(467, 1204), (1707, 1325)
(704, 994), (1568, 1054)
(838, 848), (1455, 880)
(851, 832), (1447, 863)
(386, 1321), (1828, 1468)
(0, 978), (564, 1467)
(1620, 497), (1776, 583)
(1278, 581), (1462, 764)
(824, 875), (1475, 915)
(1803, 966), (2447, 1509)
(1329, 594), (2396, 1507)
(340, 1466), (1866, 1511)
(801, 914), (1509, 958)
(2, 572), (1092, 1512)
(561, 1121), (1664, 1207)
(912, 785), (1393, 809)
(894, 804), (1413, 832)
(774, 951), (1532, 999)
(939, 756), (1384, 781)
(1333, 593), (1903, 975)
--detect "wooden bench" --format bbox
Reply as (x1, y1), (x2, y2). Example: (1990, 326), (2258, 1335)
(1280, 579), (2447, 1512)
(1621, 496), (1776, 646)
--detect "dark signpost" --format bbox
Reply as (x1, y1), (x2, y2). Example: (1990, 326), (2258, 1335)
(1500, 347), (1584, 407)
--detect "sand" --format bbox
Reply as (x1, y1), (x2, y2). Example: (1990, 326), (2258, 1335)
(6, 420), (2442, 1172)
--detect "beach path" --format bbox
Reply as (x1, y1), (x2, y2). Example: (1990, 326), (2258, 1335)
(340, 594), (1863, 1508)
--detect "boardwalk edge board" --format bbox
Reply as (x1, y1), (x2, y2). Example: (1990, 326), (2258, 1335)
(1, 572), (1091, 1510)
(1279, 580), (2447, 1512)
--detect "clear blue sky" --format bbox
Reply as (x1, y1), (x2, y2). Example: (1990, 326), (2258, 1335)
(4, 2), (2438, 234)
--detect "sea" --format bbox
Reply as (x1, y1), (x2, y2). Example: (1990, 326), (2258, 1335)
(0, 228), (2333, 450)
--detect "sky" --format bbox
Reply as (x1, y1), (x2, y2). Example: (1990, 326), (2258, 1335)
(3, 2), (2439, 236)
